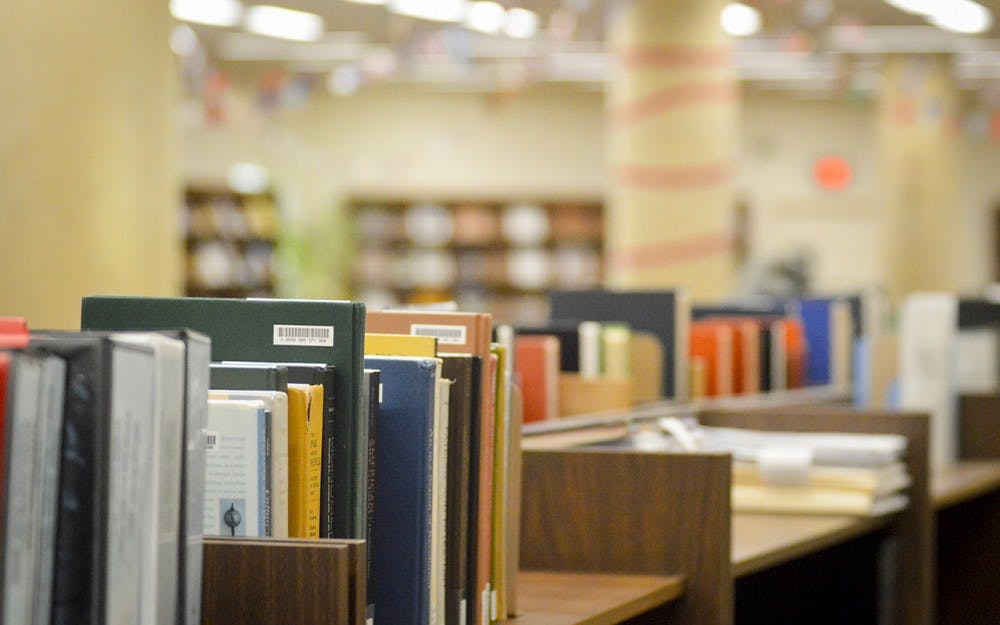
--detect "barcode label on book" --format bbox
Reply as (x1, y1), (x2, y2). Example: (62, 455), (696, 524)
(273, 325), (334, 347)
(410, 323), (467, 345)
(481, 587), (490, 625)
(460, 600), (467, 625)
(490, 590), (498, 621)
(205, 431), (219, 452)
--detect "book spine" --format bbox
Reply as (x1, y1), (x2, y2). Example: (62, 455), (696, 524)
(323, 383), (336, 539)
(257, 408), (268, 535)
(366, 372), (379, 625)
(308, 390), (323, 539)
(263, 410), (272, 536)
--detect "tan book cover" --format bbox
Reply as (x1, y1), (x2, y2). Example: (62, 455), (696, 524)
(630, 332), (664, 403)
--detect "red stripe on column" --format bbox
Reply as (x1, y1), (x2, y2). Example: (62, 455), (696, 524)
(609, 231), (735, 271)
(617, 46), (731, 69)
(614, 161), (732, 189)
(612, 81), (735, 125)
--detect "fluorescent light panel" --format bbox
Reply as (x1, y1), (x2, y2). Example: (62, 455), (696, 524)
(720, 3), (762, 37)
(390, 0), (468, 22)
(244, 5), (325, 42)
(928, 0), (993, 34)
(504, 8), (539, 39)
(170, 0), (243, 27)
(466, 1), (506, 34)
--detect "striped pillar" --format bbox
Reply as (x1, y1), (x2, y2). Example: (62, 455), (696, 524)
(879, 55), (960, 298)
(605, 0), (737, 298)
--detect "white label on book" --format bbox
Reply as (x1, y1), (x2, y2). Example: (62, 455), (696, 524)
(481, 589), (490, 625)
(272, 325), (334, 347)
(459, 600), (467, 625)
(410, 323), (467, 345)
(378, 383), (384, 404)
(490, 589), (498, 621)
(205, 430), (220, 452)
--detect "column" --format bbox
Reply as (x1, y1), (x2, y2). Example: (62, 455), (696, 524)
(0, 0), (181, 328)
(605, 0), (738, 299)
(879, 55), (960, 298)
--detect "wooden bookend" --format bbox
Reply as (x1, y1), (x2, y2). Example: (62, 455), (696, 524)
(520, 449), (732, 625)
(958, 394), (1000, 458)
(558, 374), (632, 417)
(202, 537), (365, 625)
(700, 406), (931, 625)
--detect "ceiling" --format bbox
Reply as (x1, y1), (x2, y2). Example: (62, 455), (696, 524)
(182, 0), (1000, 92)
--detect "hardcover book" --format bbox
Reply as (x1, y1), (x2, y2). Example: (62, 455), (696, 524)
(365, 356), (441, 625)
(204, 399), (269, 538)
(81, 295), (367, 539)
(439, 355), (473, 625)
(362, 369), (380, 625)
(287, 383), (323, 538)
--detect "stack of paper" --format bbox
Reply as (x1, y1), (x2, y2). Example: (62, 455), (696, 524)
(698, 427), (910, 516)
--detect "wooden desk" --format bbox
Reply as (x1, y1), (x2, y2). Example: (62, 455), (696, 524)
(731, 512), (893, 578)
(510, 572), (685, 625)
(931, 460), (1000, 509)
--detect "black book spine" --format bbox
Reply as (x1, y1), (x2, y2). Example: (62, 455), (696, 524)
(322, 370), (336, 539)
(365, 370), (379, 624)
(464, 358), (483, 625)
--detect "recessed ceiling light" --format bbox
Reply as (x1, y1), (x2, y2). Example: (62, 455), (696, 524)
(720, 3), (762, 37)
(244, 5), (325, 42)
(465, 1), (506, 35)
(170, 0), (243, 27)
(504, 8), (539, 39)
(928, 0), (992, 34)
(884, 0), (938, 15)
(170, 24), (199, 56)
(390, 0), (468, 23)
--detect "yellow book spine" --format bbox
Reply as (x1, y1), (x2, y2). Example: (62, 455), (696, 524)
(287, 385), (323, 538)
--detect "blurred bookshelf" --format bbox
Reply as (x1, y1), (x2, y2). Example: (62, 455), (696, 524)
(183, 186), (280, 298)
(347, 196), (604, 323)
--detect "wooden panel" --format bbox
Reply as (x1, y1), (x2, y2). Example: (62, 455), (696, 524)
(732, 513), (893, 578)
(510, 571), (684, 625)
(202, 538), (354, 625)
(520, 450), (732, 625)
(700, 407), (931, 625)
(932, 461), (1000, 509)
(958, 394), (1000, 459)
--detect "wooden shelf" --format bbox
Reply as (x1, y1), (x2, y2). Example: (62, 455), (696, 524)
(732, 512), (894, 578)
(510, 571), (685, 625)
(931, 460), (1000, 509)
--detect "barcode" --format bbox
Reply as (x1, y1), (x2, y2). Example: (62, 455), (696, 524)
(273, 324), (334, 347)
(410, 323), (467, 345)
(205, 431), (219, 451)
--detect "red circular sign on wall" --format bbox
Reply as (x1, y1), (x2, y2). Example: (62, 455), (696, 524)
(813, 155), (853, 191)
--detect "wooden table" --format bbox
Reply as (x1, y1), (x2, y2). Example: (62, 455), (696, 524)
(510, 571), (685, 625)
(731, 512), (893, 578)
(931, 460), (1000, 509)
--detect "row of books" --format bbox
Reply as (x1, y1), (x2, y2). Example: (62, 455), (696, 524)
(0, 320), (208, 625)
(77, 297), (522, 625)
(502, 291), (860, 424)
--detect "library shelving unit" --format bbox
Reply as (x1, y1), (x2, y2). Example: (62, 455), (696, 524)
(183, 186), (280, 298)
(346, 196), (603, 322)
(514, 387), (1000, 625)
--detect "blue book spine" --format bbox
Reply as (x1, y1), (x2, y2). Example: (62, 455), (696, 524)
(800, 299), (832, 386)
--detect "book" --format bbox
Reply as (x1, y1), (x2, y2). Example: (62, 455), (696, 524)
(489, 344), (511, 622)
(1, 352), (65, 625)
(366, 333), (438, 357)
(0, 353), (8, 517)
(362, 369), (380, 625)
(204, 399), (269, 537)
(601, 324), (632, 380)
(365, 310), (495, 625)
(732, 485), (909, 516)
(365, 355), (441, 625)
(0, 317), (28, 349)
(732, 461), (911, 495)
(800, 298), (848, 387)
(80, 295), (367, 539)
(689, 321), (734, 397)
(209, 363), (289, 539)
(287, 384), (323, 538)
(433, 376), (451, 625)
(515, 335), (560, 423)
(509, 320), (582, 373)
(630, 332), (664, 403)
(440, 356), (474, 625)
(114, 333), (186, 625)
(549, 289), (690, 400)
(27, 334), (153, 625)
(156, 330), (211, 625)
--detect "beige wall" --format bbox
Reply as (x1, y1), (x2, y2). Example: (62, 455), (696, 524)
(186, 80), (998, 298)
(0, 0), (181, 329)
